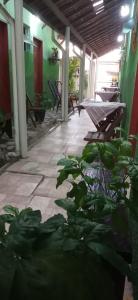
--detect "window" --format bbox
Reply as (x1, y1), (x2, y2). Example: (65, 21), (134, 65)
(24, 25), (31, 51)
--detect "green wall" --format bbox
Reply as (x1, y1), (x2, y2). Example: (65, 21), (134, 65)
(120, 0), (137, 132)
(120, 30), (138, 134)
(0, 0), (60, 106)
(120, 0), (138, 158)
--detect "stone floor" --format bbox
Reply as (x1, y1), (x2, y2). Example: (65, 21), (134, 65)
(1, 110), (93, 219)
(0, 109), (133, 299)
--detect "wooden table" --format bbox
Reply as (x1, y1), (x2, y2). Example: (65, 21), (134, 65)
(95, 91), (119, 102)
(78, 100), (126, 132)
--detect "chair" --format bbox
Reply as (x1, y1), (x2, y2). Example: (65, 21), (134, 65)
(109, 92), (120, 102)
(69, 93), (79, 112)
(48, 80), (61, 111)
(26, 94), (46, 127)
(84, 107), (124, 143)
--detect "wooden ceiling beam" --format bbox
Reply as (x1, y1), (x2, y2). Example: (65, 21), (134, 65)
(87, 25), (121, 43)
(96, 42), (119, 56)
(83, 17), (122, 40)
(79, 11), (121, 36)
(40, 0), (97, 53)
(66, 3), (94, 19)
(73, 0), (123, 29)
(57, 0), (89, 10)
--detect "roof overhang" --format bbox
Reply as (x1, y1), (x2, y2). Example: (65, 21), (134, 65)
(24, 0), (132, 57)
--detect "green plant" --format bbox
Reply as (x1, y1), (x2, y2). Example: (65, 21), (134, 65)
(69, 57), (80, 93)
(51, 47), (58, 59)
(0, 202), (131, 300)
(1, 135), (138, 299)
(56, 136), (138, 299)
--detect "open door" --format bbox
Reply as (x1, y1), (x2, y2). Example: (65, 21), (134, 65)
(0, 21), (11, 115)
(129, 65), (138, 154)
(33, 38), (43, 105)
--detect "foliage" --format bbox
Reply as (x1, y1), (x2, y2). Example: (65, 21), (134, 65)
(69, 57), (80, 93)
(51, 47), (58, 59)
(57, 136), (138, 299)
(0, 203), (131, 300)
(0, 136), (138, 299)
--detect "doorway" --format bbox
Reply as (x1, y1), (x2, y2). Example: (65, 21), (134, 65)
(33, 38), (43, 105)
(0, 20), (11, 115)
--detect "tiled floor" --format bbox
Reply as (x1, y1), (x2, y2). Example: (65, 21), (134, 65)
(4, 110), (93, 220)
(0, 110), (133, 299)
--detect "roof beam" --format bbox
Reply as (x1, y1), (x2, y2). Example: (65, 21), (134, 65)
(88, 25), (121, 43)
(83, 16), (122, 39)
(74, 0), (122, 28)
(57, 0), (87, 11)
(42, 0), (97, 54)
(66, 3), (94, 19)
(79, 11), (121, 35)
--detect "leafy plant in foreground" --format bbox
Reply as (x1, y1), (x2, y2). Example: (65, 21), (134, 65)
(0, 137), (137, 299)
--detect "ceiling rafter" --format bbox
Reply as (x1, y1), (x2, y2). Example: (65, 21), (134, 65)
(73, 0), (122, 29)
(24, 0), (131, 56)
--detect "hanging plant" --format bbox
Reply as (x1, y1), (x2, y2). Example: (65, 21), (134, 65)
(49, 47), (60, 64)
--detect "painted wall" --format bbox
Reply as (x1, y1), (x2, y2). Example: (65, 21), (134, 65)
(120, 0), (138, 161)
(120, 29), (138, 134)
(0, 0), (60, 106)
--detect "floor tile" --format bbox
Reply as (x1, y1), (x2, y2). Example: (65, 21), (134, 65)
(34, 177), (71, 199)
(0, 172), (43, 196)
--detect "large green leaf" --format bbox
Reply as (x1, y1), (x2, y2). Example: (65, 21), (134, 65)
(41, 214), (66, 233)
(119, 141), (132, 156)
(82, 143), (99, 163)
(67, 181), (87, 207)
(4, 205), (19, 216)
(57, 158), (78, 167)
(55, 198), (76, 212)
(57, 168), (81, 188)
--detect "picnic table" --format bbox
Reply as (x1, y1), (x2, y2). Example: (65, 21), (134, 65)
(77, 100), (126, 142)
(95, 91), (119, 102)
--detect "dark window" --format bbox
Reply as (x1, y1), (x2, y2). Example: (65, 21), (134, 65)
(24, 25), (31, 52)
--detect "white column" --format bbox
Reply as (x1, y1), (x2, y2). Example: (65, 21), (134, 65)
(89, 52), (94, 98)
(61, 51), (65, 120)
(14, 0), (27, 157)
(94, 58), (99, 97)
(11, 23), (20, 153)
(79, 44), (86, 102)
(63, 26), (70, 121)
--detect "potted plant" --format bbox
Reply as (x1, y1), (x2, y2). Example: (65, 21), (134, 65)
(48, 48), (59, 64)
(0, 135), (137, 299)
(55, 136), (138, 298)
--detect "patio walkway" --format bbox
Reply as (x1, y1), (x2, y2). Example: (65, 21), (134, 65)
(0, 110), (93, 219)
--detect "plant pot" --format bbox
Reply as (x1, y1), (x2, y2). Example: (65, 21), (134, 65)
(34, 109), (45, 123)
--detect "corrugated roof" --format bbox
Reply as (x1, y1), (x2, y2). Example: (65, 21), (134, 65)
(24, 0), (131, 56)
